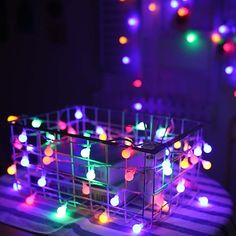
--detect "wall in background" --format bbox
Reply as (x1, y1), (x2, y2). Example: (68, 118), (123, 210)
(0, 0), (100, 174)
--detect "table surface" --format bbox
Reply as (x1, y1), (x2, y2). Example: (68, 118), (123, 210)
(0, 171), (235, 236)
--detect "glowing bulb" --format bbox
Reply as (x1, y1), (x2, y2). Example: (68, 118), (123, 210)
(162, 159), (171, 169)
(44, 145), (53, 156)
(86, 169), (95, 181)
(133, 102), (142, 111)
(121, 148), (132, 159)
(180, 157), (189, 169)
(119, 36), (128, 44)
(21, 155), (30, 167)
(125, 125), (133, 133)
(132, 79), (142, 88)
(43, 156), (54, 165)
(68, 126), (77, 135)
(132, 223), (143, 234)
(110, 195), (119, 207)
(194, 146), (202, 156)
(98, 212), (109, 224)
(170, 0), (179, 8)
(148, 3), (157, 12)
(136, 122), (146, 131)
(161, 200), (169, 213)
(13, 182), (22, 191)
(31, 118), (42, 128)
(234, 90), (236, 98)
(81, 147), (90, 158)
(7, 164), (16, 175)
(225, 66), (234, 75)
(125, 171), (134, 181)
(198, 196), (208, 206)
(223, 42), (235, 53)
(190, 155), (199, 165)
(58, 120), (67, 130)
(202, 160), (212, 170)
(183, 142), (190, 151)
(176, 181), (185, 193)
(128, 17), (138, 27)
(186, 32), (198, 43)
(177, 7), (190, 17)
(19, 131), (27, 143)
(75, 109), (83, 119)
(165, 149), (170, 156)
(218, 25), (229, 34)
(122, 56), (130, 64)
(56, 204), (67, 218)
(14, 139), (23, 150)
(163, 166), (173, 176)
(203, 143), (212, 153)
(26, 144), (34, 152)
(46, 132), (55, 140)
(99, 132), (107, 140)
(37, 176), (46, 187)
(96, 126), (104, 135)
(83, 131), (91, 137)
(25, 193), (35, 205)
(211, 33), (222, 44)
(82, 182), (90, 195)
(7, 115), (19, 123)
(155, 127), (167, 139)
(174, 141), (181, 149)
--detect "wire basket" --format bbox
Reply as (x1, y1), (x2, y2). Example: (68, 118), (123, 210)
(7, 105), (211, 233)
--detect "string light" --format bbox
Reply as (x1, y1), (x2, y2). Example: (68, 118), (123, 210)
(194, 146), (202, 156)
(180, 157), (189, 169)
(148, 3), (158, 12)
(44, 144), (54, 156)
(119, 36), (128, 44)
(7, 115), (19, 123)
(177, 7), (190, 17)
(198, 196), (208, 207)
(86, 169), (96, 181)
(170, 0), (179, 9)
(13, 182), (22, 191)
(174, 141), (181, 149)
(202, 160), (212, 170)
(7, 164), (16, 175)
(82, 182), (90, 195)
(176, 180), (185, 193)
(81, 147), (90, 158)
(203, 143), (212, 153)
(18, 130), (27, 143)
(56, 203), (67, 218)
(43, 156), (54, 165)
(25, 193), (36, 205)
(122, 56), (130, 64)
(21, 154), (30, 167)
(67, 126), (77, 135)
(110, 195), (119, 207)
(132, 223), (143, 234)
(132, 79), (142, 88)
(74, 109), (83, 119)
(133, 102), (142, 111)
(98, 212), (109, 224)
(31, 118), (42, 128)
(57, 120), (67, 130)
(225, 66), (234, 75)
(37, 175), (46, 187)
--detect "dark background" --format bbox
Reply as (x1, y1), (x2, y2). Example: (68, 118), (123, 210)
(0, 0), (101, 174)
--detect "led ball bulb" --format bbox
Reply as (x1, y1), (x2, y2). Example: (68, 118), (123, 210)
(37, 176), (46, 187)
(56, 204), (67, 218)
(19, 131), (27, 143)
(86, 169), (95, 181)
(110, 195), (119, 207)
